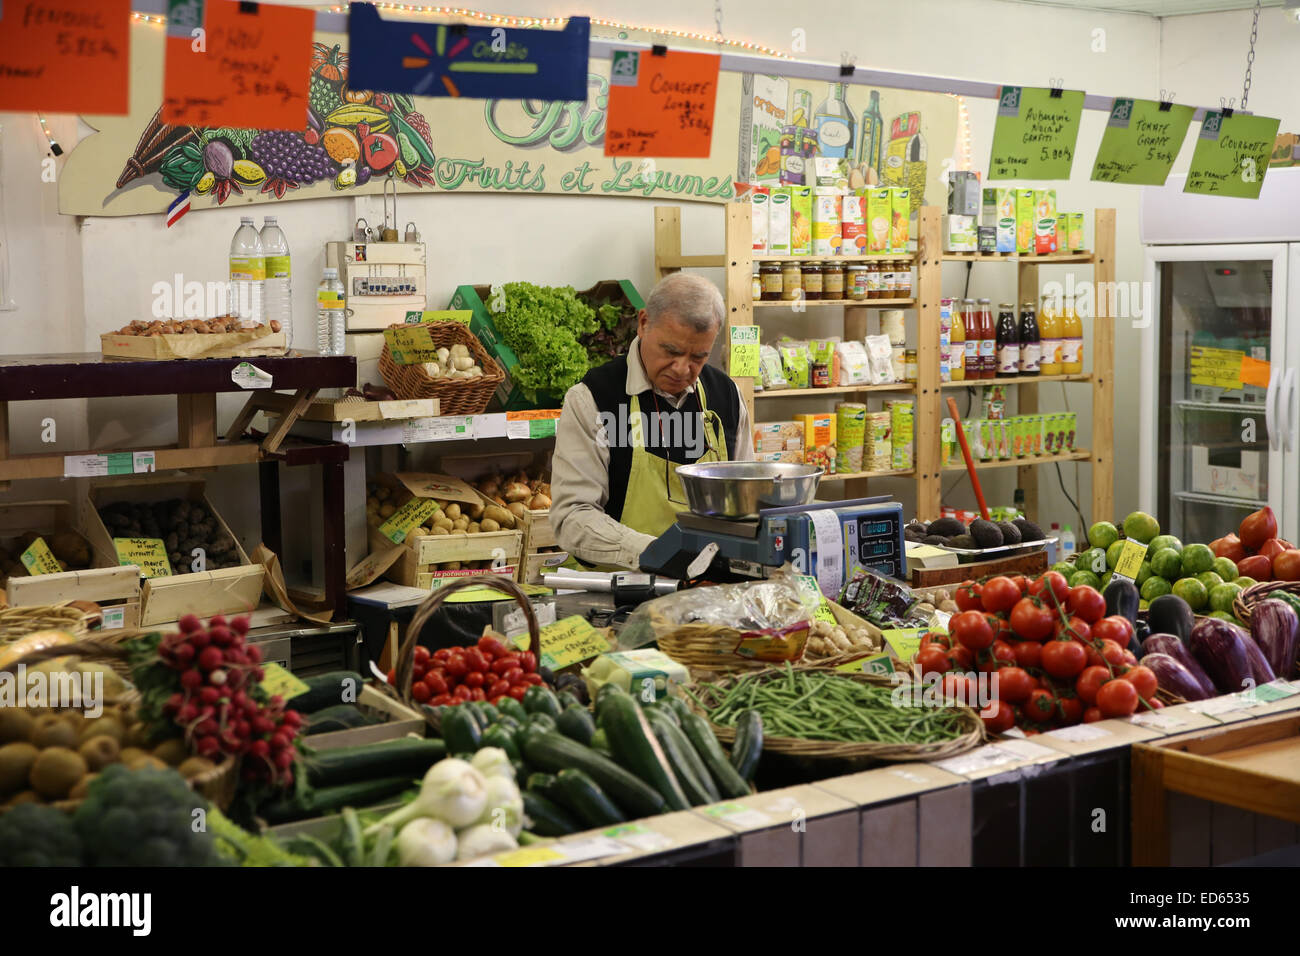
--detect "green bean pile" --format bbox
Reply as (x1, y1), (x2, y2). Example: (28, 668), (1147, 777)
(687, 663), (968, 745)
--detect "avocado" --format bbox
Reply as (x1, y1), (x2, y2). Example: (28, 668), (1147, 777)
(969, 518), (1004, 549)
(1013, 518), (1046, 542)
(949, 534), (978, 551)
(927, 517), (967, 538)
(923, 535), (949, 546)
(904, 527), (927, 542)
(997, 521), (1022, 545)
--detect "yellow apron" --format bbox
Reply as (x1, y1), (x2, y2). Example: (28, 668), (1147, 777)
(566, 384), (729, 572)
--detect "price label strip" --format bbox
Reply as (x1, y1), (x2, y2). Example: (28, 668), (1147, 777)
(506, 409), (561, 440)
(64, 451), (156, 478)
(113, 537), (173, 579)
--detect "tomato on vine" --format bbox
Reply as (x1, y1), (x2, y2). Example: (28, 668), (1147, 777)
(950, 610), (994, 651)
(980, 576), (1021, 614)
(1066, 585), (1106, 624)
(1041, 639), (1088, 678)
(1075, 665), (1111, 705)
(1024, 689), (1057, 723)
(1096, 678), (1139, 717)
(1009, 596), (1055, 641)
(1029, 571), (1070, 606)
(955, 581), (983, 612)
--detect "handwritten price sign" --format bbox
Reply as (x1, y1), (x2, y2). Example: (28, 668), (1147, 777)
(988, 86), (1084, 180)
(605, 49), (719, 159)
(114, 538), (173, 579)
(0, 0), (129, 114)
(1091, 98), (1194, 186)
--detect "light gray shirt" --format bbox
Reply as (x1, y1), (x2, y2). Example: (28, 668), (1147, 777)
(551, 337), (754, 570)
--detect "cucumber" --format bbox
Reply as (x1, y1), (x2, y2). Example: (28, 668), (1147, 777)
(680, 712), (752, 799)
(441, 706), (482, 753)
(661, 696), (692, 722)
(557, 690), (582, 711)
(287, 670), (367, 714)
(474, 701), (500, 726)
(465, 701), (492, 728)
(523, 686), (562, 718)
(305, 737), (446, 788)
(590, 728), (611, 755)
(494, 714), (523, 737)
(555, 704), (597, 746)
(730, 710), (764, 782)
(594, 682), (628, 720)
(645, 709), (718, 805)
(480, 724), (520, 761)
(260, 776), (414, 824)
(645, 700), (680, 727)
(555, 769), (626, 827)
(598, 693), (690, 812)
(521, 789), (580, 837)
(526, 772), (561, 797)
(525, 712), (557, 734)
(302, 704), (378, 735)
(497, 697), (527, 722)
(521, 731), (666, 818)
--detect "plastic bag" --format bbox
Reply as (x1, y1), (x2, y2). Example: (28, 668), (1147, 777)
(864, 335), (894, 384)
(778, 339), (811, 389)
(759, 344), (788, 389)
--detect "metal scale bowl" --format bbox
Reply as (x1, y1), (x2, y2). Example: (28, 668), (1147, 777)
(674, 461), (823, 519)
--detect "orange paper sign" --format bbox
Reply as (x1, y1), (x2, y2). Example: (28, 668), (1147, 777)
(1241, 356), (1271, 389)
(0, 0), (130, 114)
(605, 49), (719, 159)
(162, 0), (313, 130)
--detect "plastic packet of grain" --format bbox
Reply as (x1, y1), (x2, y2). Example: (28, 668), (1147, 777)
(836, 402), (867, 473)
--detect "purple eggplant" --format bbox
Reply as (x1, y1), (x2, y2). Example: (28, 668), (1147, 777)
(1141, 634), (1216, 697)
(1250, 599), (1298, 680)
(1139, 652), (1212, 701)
(1189, 618), (1258, 695)
(1240, 627), (1277, 685)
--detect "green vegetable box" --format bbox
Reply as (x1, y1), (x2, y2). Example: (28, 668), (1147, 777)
(448, 280), (645, 411)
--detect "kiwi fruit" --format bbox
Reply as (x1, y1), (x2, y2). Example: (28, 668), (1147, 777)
(178, 756), (217, 780)
(125, 754), (168, 771)
(969, 518), (1004, 549)
(0, 741), (39, 796)
(118, 747), (149, 766)
(123, 722), (152, 749)
(997, 521), (1023, 545)
(1014, 518), (1046, 542)
(29, 746), (87, 799)
(152, 738), (189, 767)
(78, 735), (121, 771)
(927, 517), (968, 538)
(79, 715), (124, 744)
(949, 534), (978, 551)
(4, 790), (40, 807)
(29, 715), (78, 750)
(68, 773), (98, 800)
(0, 709), (35, 744)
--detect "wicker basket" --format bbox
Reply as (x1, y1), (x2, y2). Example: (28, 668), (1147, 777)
(0, 602), (95, 648)
(0, 630), (238, 812)
(1231, 580), (1300, 627)
(682, 666), (985, 765)
(378, 321), (504, 414)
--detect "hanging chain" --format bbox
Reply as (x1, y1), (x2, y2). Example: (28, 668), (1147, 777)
(1241, 0), (1260, 109)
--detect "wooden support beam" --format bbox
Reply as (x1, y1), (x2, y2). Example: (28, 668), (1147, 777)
(1091, 209), (1116, 524)
(724, 203), (756, 431)
(1017, 263), (1041, 520)
(916, 206), (943, 518)
(260, 388), (319, 455)
(177, 393), (217, 449)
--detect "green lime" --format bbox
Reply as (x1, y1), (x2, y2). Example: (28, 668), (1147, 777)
(1236, 576), (1258, 589)
(1150, 548), (1183, 581)
(1179, 543), (1215, 577)
(1105, 540), (1126, 569)
(1135, 561), (1153, 586)
(1140, 576), (1173, 600)
(1208, 611), (1239, 623)
(1209, 582), (1243, 614)
(1138, 599), (1150, 612)
(1101, 571), (1113, 590)
(1212, 557), (1239, 581)
(1069, 569), (1102, 590)
(1078, 547), (1108, 575)
(1196, 571), (1224, 592)
(1149, 534), (1183, 554)
(1051, 561), (1075, 577)
(1171, 577), (1209, 612)
(1122, 511), (1161, 544)
(1089, 521), (1120, 550)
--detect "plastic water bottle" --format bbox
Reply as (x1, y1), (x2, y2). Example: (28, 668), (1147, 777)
(259, 216), (292, 347)
(229, 216), (265, 325)
(317, 267), (346, 356)
(1058, 523), (1076, 562)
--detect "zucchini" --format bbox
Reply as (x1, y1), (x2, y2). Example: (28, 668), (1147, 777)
(260, 776), (414, 824)
(441, 706), (482, 753)
(525, 712), (557, 734)
(305, 737), (446, 788)
(557, 690), (582, 711)
(680, 712), (751, 799)
(497, 697), (527, 722)
(523, 685), (562, 718)
(555, 769), (625, 827)
(645, 700), (680, 727)
(645, 709), (718, 806)
(302, 704), (378, 735)
(511, 758), (528, 780)
(598, 693), (690, 812)
(730, 710), (763, 782)
(478, 702), (500, 725)
(480, 724), (521, 761)
(594, 682), (628, 720)
(464, 702), (490, 728)
(590, 728), (611, 755)
(521, 731), (666, 818)
(287, 670), (367, 714)
(521, 789), (581, 837)
(555, 704), (597, 746)
(526, 771), (561, 797)
(661, 696), (691, 722)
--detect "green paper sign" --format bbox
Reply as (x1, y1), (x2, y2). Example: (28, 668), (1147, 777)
(989, 86), (1084, 180)
(729, 325), (760, 377)
(1090, 98), (1195, 185)
(1184, 111), (1281, 198)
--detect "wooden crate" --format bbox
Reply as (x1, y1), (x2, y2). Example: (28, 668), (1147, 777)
(83, 476), (264, 626)
(519, 549), (569, 585)
(910, 549), (1048, 588)
(6, 566), (142, 630)
(415, 565), (519, 590)
(0, 499), (95, 580)
(304, 684), (427, 750)
(438, 450), (552, 546)
(100, 329), (287, 360)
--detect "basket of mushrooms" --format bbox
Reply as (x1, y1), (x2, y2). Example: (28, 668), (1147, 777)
(378, 321), (504, 414)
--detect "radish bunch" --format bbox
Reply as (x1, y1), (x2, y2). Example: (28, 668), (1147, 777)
(157, 614), (301, 787)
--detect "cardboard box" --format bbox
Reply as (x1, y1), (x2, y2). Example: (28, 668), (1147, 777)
(946, 170), (981, 216)
(750, 188), (771, 254)
(768, 188), (792, 255)
(754, 421), (804, 441)
(1033, 188), (1057, 254)
(977, 226), (997, 253)
(344, 332), (386, 389)
(306, 684), (427, 750)
(756, 450), (805, 464)
(890, 187), (911, 253)
(789, 186), (813, 255)
(942, 214), (977, 252)
(796, 413), (836, 471)
(100, 329), (286, 361)
(520, 549), (569, 586)
(448, 279), (645, 411)
(84, 477), (263, 627)
(866, 188), (892, 253)
(811, 189), (842, 256)
(1015, 188), (1035, 254)
(1068, 212), (1086, 252)
(5, 566), (141, 631)
(1192, 446), (1262, 499)
(739, 73), (789, 184)
(840, 193), (867, 254)
(982, 187), (1016, 253)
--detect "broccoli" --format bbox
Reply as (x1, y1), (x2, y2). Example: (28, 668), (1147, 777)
(207, 806), (318, 867)
(73, 764), (225, 867)
(0, 803), (84, 866)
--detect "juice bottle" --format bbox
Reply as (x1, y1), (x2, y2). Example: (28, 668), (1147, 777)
(1018, 300), (1040, 376)
(950, 299), (966, 381)
(962, 298), (978, 380)
(996, 302), (1020, 377)
(1061, 294), (1084, 373)
(1039, 292), (1062, 375)
(976, 298), (996, 378)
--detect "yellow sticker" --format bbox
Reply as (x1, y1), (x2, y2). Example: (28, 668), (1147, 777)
(259, 662), (311, 701)
(493, 845), (565, 867)
(538, 615), (611, 670)
(404, 309), (473, 326)
(882, 627), (925, 664)
(379, 497), (442, 544)
(812, 602), (838, 626)
(113, 537), (173, 579)
(20, 537), (63, 575)
(1189, 346), (1244, 390)
(729, 325), (761, 377)
(835, 652), (896, 676)
(383, 325), (442, 365)
(1112, 539), (1149, 582)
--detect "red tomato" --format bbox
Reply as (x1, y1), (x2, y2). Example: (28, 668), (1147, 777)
(1066, 585), (1106, 623)
(1098, 638), (1126, 667)
(507, 684), (528, 701)
(1272, 549), (1300, 582)
(477, 636), (508, 658)
(1075, 665), (1111, 705)
(432, 648), (451, 663)
(1237, 554), (1273, 581)
(940, 672), (977, 706)
(1054, 616), (1092, 645)
(1259, 538), (1289, 563)
(1012, 640), (1043, 669)
(1149, 697), (1165, 709)
(463, 648), (489, 673)
(951, 610), (995, 651)
(413, 645), (431, 665)
(1119, 664), (1158, 699)
(1024, 689), (1057, 723)
(523, 673), (544, 686)
(444, 653), (469, 678)
(463, 671), (486, 688)
(917, 646), (952, 676)
(489, 680), (511, 699)
(412, 664), (428, 684)
(518, 651), (538, 673)
(920, 632), (953, 651)
(1211, 533), (1248, 563)
(955, 581), (983, 612)
(1093, 616), (1135, 648)
(491, 655), (521, 675)
(1057, 695), (1083, 725)
(990, 640), (1016, 667)
(1009, 597), (1055, 641)
(997, 666), (1034, 703)
(1096, 678), (1138, 717)
(980, 576), (1022, 614)
(453, 684), (473, 700)
(1007, 574), (1031, 595)
(1083, 706), (1103, 723)
(1029, 571), (1070, 607)
(981, 699), (1016, 734)
(1041, 640), (1088, 679)
(469, 687), (487, 702)
(1122, 650), (1138, 666)
(429, 693), (453, 707)
(410, 681), (431, 702)
(424, 673), (448, 696)
(385, 667), (396, 686)
(948, 643), (974, 670)
(502, 666), (525, 685)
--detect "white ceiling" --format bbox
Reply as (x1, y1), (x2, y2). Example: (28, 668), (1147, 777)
(1008, 0), (1286, 16)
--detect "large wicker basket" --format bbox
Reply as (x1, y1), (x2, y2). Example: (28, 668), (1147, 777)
(1231, 580), (1300, 627)
(378, 321), (504, 414)
(0, 602), (95, 649)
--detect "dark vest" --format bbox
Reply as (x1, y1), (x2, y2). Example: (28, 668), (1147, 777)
(580, 353), (741, 521)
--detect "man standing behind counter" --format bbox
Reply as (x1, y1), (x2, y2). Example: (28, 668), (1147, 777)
(551, 273), (754, 571)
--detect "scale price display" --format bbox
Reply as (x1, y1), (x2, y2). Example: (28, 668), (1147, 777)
(862, 520), (894, 536)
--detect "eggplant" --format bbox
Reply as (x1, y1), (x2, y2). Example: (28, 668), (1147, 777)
(1142, 634), (1216, 697)
(1239, 625), (1277, 685)
(1139, 652), (1212, 702)
(1148, 594), (1195, 644)
(1250, 599), (1299, 680)
(1104, 578), (1140, 626)
(1189, 618), (1257, 695)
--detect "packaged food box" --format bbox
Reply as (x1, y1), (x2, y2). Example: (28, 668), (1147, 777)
(1062, 411), (1078, 452)
(867, 188), (892, 253)
(754, 421), (804, 441)
(886, 399), (914, 470)
(811, 189), (842, 256)
(768, 187), (792, 255)
(740, 73), (788, 184)
(1055, 211), (1067, 254)
(812, 157), (849, 190)
(755, 437), (803, 453)
(1043, 413), (1060, 455)
(890, 187), (912, 253)
(940, 418), (958, 466)
(836, 402), (867, 474)
(983, 187), (1016, 253)
(977, 226), (997, 254)
(750, 187), (771, 254)
(1028, 414), (1044, 456)
(942, 213), (977, 252)
(790, 186), (813, 255)
(1068, 212), (1086, 252)
(976, 419), (994, 460)
(1034, 188), (1057, 254)
(796, 413), (836, 471)
(756, 451), (806, 464)
(946, 170), (981, 216)
(1015, 188), (1035, 254)
(841, 193), (867, 253)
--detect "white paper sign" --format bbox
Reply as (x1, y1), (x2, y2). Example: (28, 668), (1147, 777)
(231, 362), (273, 389)
(402, 416), (474, 443)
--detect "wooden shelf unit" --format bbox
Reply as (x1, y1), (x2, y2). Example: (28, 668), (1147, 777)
(653, 204), (1115, 522)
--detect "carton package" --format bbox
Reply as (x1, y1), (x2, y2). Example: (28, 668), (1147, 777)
(946, 170), (981, 216)
(768, 187), (792, 255)
(890, 187), (912, 253)
(977, 226), (997, 254)
(1015, 188), (1035, 254)
(750, 187), (771, 254)
(840, 193), (867, 254)
(756, 451), (807, 464)
(887, 399), (914, 470)
(982, 187), (1016, 253)
(1068, 212), (1086, 252)
(943, 214), (977, 252)
(740, 74), (789, 184)
(1055, 211), (1067, 254)
(790, 186), (813, 255)
(796, 413), (836, 472)
(1033, 188), (1057, 254)
(811, 189), (842, 256)
(866, 188), (892, 253)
